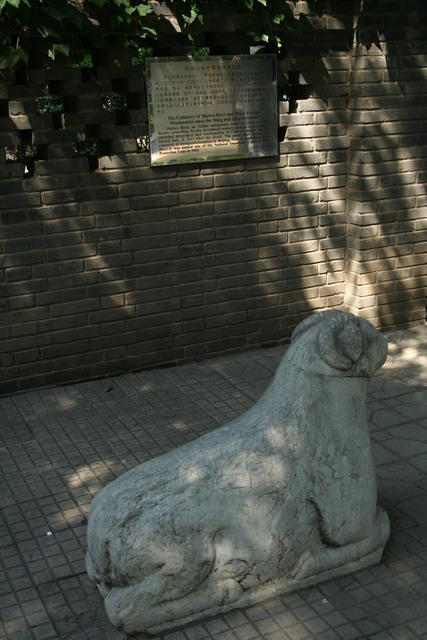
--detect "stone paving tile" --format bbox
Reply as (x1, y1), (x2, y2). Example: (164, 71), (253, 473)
(0, 324), (426, 639)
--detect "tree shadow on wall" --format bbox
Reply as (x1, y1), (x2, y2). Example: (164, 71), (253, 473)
(355, 0), (427, 327)
(303, 0), (427, 327)
(0, 54), (346, 395)
(1, 0), (426, 397)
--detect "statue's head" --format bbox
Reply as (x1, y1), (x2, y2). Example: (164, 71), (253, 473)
(287, 310), (387, 377)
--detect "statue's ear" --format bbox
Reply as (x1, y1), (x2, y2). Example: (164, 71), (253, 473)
(340, 323), (365, 363)
(318, 320), (364, 371)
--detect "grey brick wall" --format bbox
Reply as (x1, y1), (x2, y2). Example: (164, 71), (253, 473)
(345, 14), (427, 326)
(0, 1), (426, 394)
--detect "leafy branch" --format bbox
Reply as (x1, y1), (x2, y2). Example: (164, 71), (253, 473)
(0, 0), (302, 74)
(0, 0), (158, 73)
(35, 93), (64, 114)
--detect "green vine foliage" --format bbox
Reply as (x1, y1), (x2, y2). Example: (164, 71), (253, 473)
(5, 143), (37, 161)
(102, 92), (128, 111)
(136, 134), (150, 153)
(73, 138), (99, 158)
(131, 45), (153, 67)
(0, 0), (302, 75)
(35, 94), (64, 114)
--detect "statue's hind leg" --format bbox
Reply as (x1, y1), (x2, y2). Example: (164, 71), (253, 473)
(104, 576), (243, 634)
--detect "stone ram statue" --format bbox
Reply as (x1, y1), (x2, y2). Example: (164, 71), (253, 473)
(86, 310), (390, 634)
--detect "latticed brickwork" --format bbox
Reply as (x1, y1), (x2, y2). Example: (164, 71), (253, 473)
(0, 1), (426, 394)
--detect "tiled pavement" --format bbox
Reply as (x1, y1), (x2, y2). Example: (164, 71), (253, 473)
(0, 323), (426, 640)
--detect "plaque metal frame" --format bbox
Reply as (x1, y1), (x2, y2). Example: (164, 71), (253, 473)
(145, 55), (278, 166)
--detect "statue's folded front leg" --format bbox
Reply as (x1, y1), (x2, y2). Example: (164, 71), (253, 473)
(292, 506), (390, 584)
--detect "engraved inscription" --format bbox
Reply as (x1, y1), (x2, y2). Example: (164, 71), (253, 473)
(146, 56), (278, 166)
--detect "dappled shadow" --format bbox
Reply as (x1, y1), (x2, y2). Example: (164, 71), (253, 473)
(0, 350), (256, 637)
(2, 1), (425, 396)
(304, 0), (427, 327)
(0, 48), (346, 395)
(0, 318), (426, 637)
(0, 7), (426, 639)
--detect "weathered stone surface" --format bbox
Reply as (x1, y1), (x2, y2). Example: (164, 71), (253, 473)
(85, 310), (390, 634)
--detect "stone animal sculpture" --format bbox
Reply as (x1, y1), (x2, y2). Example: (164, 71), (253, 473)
(86, 310), (390, 634)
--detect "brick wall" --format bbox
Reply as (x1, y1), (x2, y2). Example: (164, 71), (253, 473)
(0, 1), (426, 394)
(345, 6), (427, 326)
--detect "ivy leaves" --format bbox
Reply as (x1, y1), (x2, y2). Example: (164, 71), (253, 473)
(243, 0), (267, 7)
(0, 0), (301, 74)
(0, 0), (159, 72)
(0, 0), (30, 9)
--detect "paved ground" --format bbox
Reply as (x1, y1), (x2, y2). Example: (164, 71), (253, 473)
(0, 323), (426, 640)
